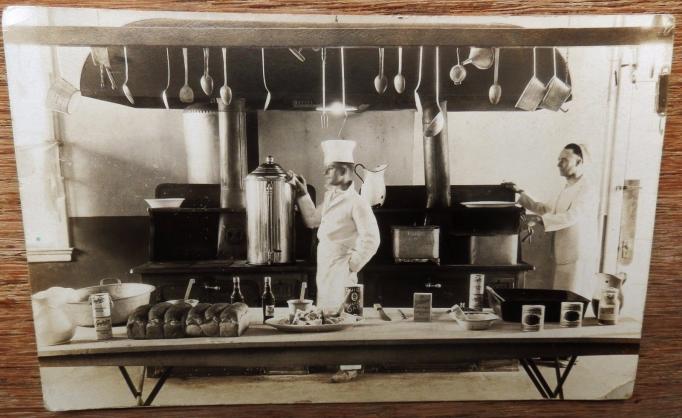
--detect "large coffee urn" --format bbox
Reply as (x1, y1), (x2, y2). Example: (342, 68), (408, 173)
(245, 156), (295, 264)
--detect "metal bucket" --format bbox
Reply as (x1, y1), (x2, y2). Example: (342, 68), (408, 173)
(64, 278), (155, 326)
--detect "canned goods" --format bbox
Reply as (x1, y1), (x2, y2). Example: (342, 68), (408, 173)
(521, 305), (545, 332)
(90, 293), (113, 340)
(598, 287), (620, 325)
(468, 274), (485, 311)
(343, 285), (364, 316)
(560, 302), (583, 328)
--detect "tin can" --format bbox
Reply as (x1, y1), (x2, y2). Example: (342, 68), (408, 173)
(343, 285), (364, 316)
(521, 305), (545, 332)
(560, 302), (583, 328)
(598, 287), (620, 325)
(90, 293), (113, 340)
(468, 274), (485, 311)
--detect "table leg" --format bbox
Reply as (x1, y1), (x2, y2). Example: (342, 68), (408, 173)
(117, 366), (173, 407)
(520, 356), (578, 400)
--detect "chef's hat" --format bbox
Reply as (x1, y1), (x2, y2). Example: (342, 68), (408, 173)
(322, 139), (356, 165)
(577, 143), (591, 164)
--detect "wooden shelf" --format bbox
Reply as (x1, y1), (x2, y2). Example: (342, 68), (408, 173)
(131, 260), (533, 275)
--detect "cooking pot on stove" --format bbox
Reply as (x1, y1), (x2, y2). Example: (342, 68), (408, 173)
(245, 156), (295, 265)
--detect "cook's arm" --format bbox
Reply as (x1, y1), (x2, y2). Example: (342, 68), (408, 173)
(349, 200), (381, 272)
(296, 194), (322, 228)
(517, 192), (552, 215)
(540, 185), (592, 232)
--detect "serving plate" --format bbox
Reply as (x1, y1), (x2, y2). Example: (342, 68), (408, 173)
(265, 316), (360, 333)
(460, 201), (518, 208)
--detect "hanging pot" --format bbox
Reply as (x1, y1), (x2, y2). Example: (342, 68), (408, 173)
(540, 48), (572, 111)
(515, 47), (546, 111)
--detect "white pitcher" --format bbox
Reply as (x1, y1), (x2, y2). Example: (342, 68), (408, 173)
(354, 163), (388, 207)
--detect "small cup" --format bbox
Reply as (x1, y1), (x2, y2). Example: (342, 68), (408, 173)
(521, 305), (545, 332)
(287, 299), (313, 322)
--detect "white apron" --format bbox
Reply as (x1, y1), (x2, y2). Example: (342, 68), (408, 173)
(295, 183), (380, 310)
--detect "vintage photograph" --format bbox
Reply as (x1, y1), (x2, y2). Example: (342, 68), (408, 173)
(1, 6), (675, 410)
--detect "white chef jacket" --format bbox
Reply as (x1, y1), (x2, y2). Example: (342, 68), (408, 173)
(518, 176), (598, 297)
(297, 183), (380, 308)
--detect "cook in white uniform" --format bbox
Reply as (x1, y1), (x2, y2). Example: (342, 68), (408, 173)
(503, 143), (598, 298)
(288, 139), (380, 383)
(288, 139), (380, 309)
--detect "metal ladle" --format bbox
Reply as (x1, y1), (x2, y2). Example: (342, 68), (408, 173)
(414, 46), (423, 114)
(261, 48), (271, 111)
(200, 47), (214, 96)
(424, 46), (444, 137)
(122, 46), (135, 105)
(489, 48), (502, 104)
(220, 47), (232, 105)
(393, 47), (406, 94)
(179, 48), (194, 103)
(449, 48), (467, 86)
(161, 48), (170, 109)
(374, 48), (388, 94)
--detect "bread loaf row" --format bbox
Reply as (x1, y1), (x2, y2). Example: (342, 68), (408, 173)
(126, 301), (249, 339)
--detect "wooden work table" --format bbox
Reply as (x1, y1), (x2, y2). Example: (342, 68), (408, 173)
(39, 308), (640, 368)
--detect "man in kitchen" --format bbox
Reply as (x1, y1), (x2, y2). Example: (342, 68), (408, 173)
(287, 138), (380, 382)
(503, 143), (598, 298)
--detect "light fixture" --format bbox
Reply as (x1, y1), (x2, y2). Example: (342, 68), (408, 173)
(315, 101), (357, 114)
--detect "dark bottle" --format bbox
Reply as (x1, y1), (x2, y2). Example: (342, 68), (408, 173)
(262, 276), (276, 323)
(230, 276), (245, 304)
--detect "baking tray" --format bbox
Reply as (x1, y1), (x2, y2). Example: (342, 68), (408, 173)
(485, 287), (590, 322)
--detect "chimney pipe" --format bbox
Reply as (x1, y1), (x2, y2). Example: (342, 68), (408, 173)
(422, 100), (451, 209)
(217, 99), (247, 259)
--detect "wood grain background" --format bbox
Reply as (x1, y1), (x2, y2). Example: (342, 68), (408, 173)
(1, 1), (680, 416)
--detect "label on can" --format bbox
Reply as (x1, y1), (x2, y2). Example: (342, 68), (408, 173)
(468, 274), (485, 311)
(560, 302), (583, 328)
(94, 316), (113, 340)
(344, 285), (364, 316)
(90, 293), (111, 318)
(521, 305), (545, 332)
(413, 293), (432, 322)
(598, 287), (619, 325)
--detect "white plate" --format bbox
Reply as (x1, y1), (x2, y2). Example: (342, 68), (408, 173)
(460, 201), (518, 208)
(145, 198), (185, 208)
(265, 316), (359, 333)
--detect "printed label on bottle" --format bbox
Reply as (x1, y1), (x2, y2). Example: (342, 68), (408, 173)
(265, 305), (275, 316)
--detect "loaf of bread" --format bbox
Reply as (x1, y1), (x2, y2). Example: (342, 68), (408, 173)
(163, 302), (193, 339)
(126, 304), (152, 339)
(200, 303), (229, 337)
(185, 303), (211, 337)
(145, 302), (172, 339)
(219, 302), (250, 337)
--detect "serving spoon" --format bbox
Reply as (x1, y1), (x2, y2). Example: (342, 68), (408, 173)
(161, 47), (170, 109)
(374, 48), (387, 94)
(414, 46), (423, 114)
(122, 46), (135, 105)
(200, 47), (214, 96)
(393, 47), (406, 94)
(219, 48), (232, 105)
(179, 48), (194, 103)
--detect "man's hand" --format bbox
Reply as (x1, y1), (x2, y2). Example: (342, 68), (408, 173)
(501, 182), (524, 194)
(287, 170), (309, 198)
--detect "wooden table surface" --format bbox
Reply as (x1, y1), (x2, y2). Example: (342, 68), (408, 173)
(1, 1), (681, 417)
(37, 308), (641, 362)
